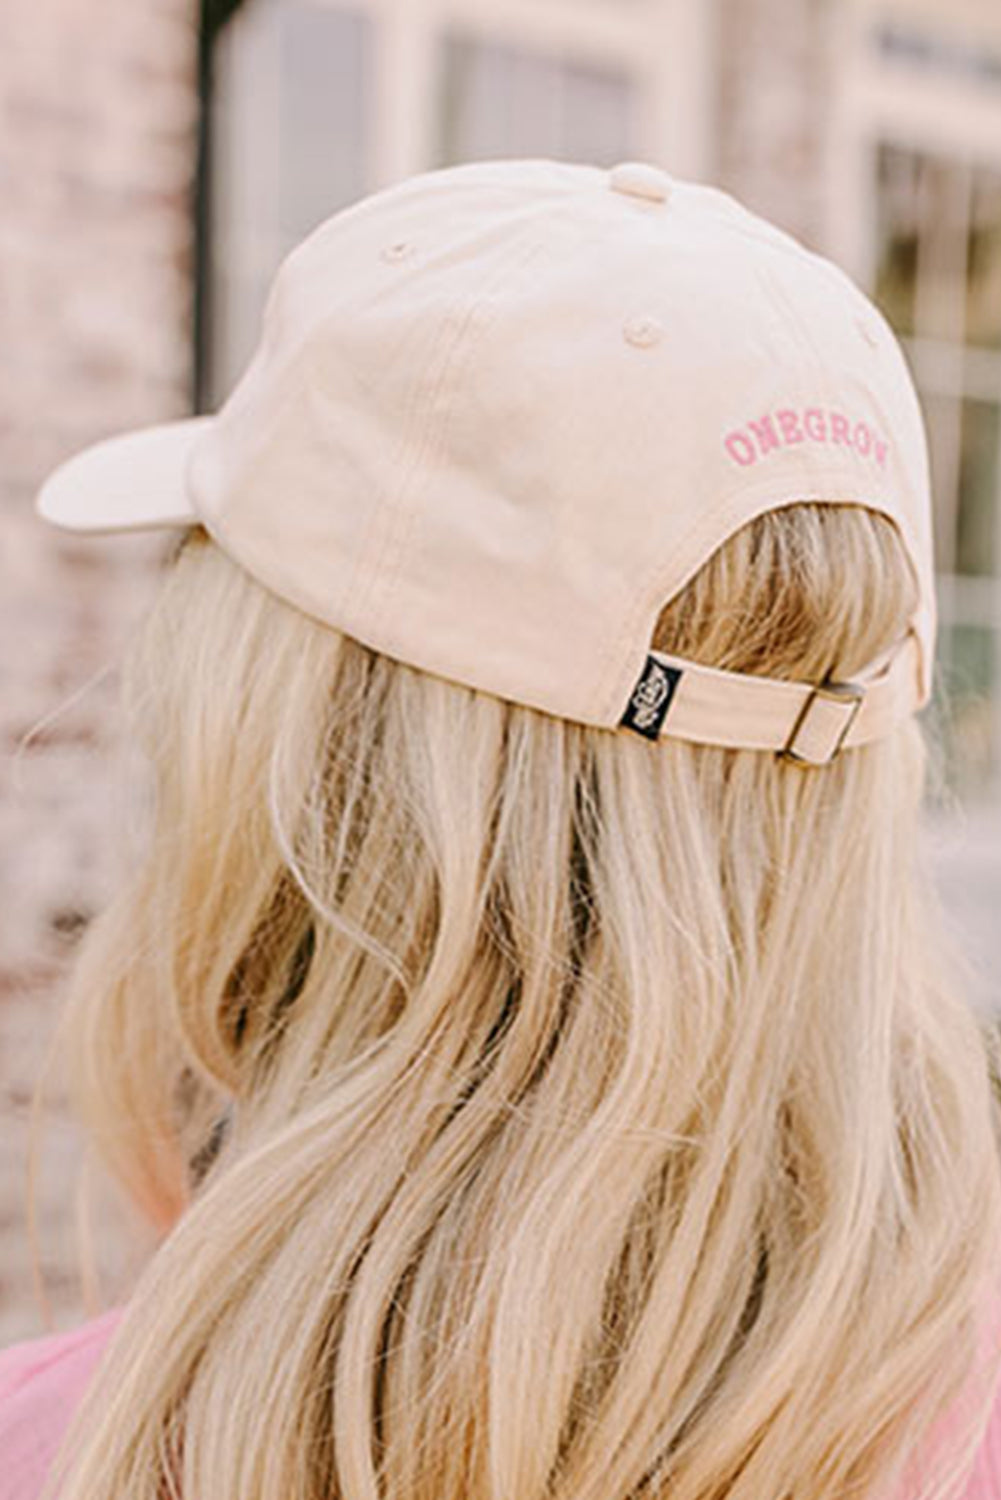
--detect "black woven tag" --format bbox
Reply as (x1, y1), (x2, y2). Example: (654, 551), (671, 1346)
(619, 658), (682, 740)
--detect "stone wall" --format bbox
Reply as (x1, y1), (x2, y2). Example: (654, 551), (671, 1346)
(0, 0), (197, 1341)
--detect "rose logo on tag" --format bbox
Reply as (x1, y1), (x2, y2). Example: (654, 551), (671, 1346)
(620, 658), (682, 740)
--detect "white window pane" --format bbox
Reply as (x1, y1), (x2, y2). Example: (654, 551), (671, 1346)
(277, 3), (370, 245)
(438, 32), (635, 167)
(209, 0), (370, 403)
(562, 57), (637, 168)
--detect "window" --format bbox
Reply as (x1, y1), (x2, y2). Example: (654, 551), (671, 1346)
(874, 21), (1001, 94)
(872, 142), (1001, 799)
(208, 0), (371, 403)
(438, 31), (636, 168)
(275, 4), (370, 244)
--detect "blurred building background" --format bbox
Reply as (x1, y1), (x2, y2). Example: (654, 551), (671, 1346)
(1, 0), (999, 1338)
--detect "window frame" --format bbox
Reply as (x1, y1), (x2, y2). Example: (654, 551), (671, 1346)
(826, 3), (1001, 798)
(364, 0), (715, 187)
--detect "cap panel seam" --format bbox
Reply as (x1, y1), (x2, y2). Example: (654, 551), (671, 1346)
(371, 188), (645, 645)
(352, 178), (612, 636)
(365, 232), (560, 640)
(340, 285), (476, 634)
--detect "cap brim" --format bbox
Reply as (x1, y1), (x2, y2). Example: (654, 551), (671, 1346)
(35, 416), (214, 534)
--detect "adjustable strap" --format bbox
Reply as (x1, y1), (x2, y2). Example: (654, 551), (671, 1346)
(619, 629), (926, 766)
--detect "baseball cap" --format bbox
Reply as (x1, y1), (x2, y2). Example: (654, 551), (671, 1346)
(35, 157), (936, 768)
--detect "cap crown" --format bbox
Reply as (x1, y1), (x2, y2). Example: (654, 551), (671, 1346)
(187, 158), (935, 726)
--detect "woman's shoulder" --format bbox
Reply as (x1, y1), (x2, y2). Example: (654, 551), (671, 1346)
(0, 1305), (125, 1500)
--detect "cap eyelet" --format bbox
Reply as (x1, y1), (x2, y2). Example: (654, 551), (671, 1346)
(609, 162), (672, 204)
(382, 241), (416, 263)
(623, 316), (664, 349)
(856, 318), (879, 349)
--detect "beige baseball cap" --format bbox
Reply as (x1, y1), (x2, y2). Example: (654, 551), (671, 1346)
(36, 157), (936, 767)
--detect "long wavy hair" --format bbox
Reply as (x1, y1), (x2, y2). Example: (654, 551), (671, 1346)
(38, 501), (1001, 1500)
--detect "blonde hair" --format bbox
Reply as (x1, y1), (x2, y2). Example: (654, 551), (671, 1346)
(39, 502), (1001, 1500)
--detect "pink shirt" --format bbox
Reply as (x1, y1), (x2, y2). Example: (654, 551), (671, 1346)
(2, 1308), (1001, 1499)
(0, 1308), (126, 1500)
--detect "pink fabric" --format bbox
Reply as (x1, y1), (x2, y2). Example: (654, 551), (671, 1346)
(0, 1307), (125, 1500)
(956, 1385), (1001, 1498)
(0, 1306), (1000, 1498)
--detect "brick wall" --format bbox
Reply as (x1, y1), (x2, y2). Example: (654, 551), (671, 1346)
(0, 0), (197, 1341)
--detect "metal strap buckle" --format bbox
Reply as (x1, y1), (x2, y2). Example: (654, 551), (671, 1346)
(779, 679), (865, 767)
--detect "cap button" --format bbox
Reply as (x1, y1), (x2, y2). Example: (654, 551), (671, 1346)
(609, 161), (672, 204)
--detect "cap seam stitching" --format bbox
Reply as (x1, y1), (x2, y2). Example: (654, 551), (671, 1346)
(342, 291), (472, 633)
(367, 234), (558, 640)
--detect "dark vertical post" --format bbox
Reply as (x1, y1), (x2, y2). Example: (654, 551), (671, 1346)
(193, 0), (247, 413)
(193, 0), (213, 413)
